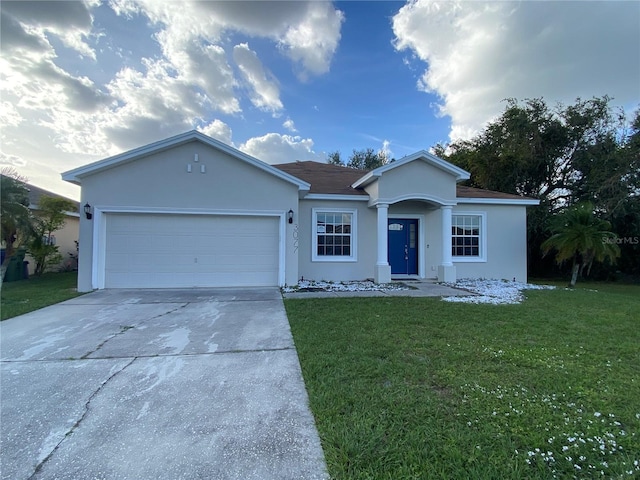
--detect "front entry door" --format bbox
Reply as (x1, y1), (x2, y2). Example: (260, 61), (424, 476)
(388, 219), (418, 275)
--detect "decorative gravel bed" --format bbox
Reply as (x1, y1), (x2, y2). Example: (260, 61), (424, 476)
(282, 278), (556, 304)
(443, 278), (556, 305)
(282, 279), (410, 293)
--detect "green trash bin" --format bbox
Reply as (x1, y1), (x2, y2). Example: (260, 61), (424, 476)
(4, 248), (26, 282)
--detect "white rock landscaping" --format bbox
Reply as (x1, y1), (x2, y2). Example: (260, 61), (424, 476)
(282, 280), (410, 293)
(442, 278), (555, 305)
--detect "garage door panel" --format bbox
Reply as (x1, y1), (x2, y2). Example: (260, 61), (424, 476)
(104, 214), (280, 288)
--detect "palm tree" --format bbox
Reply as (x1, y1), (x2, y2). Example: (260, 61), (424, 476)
(541, 202), (620, 287)
(1, 169), (32, 277)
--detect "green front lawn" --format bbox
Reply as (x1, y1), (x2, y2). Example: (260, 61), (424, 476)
(1, 271), (82, 320)
(286, 284), (640, 479)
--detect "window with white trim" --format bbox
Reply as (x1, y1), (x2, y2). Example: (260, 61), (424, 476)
(312, 209), (357, 261)
(452, 214), (485, 261)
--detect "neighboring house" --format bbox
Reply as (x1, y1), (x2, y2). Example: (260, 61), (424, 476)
(25, 183), (80, 274)
(62, 131), (539, 292)
(0, 177), (80, 274)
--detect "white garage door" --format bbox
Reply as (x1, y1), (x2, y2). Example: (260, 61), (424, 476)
(104, 213), (280, 288)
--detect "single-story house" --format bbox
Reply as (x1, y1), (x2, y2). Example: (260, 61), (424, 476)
(62, 131), (539, 292)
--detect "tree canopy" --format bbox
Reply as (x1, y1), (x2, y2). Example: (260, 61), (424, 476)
(1, 170), (32, 264)
(327, 148), (391, 170)
(28, 196), (77, 276)
(440, 96), (639, 280)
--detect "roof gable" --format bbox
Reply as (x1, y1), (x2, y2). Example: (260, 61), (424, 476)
(62, 130), (310, 193)
(351, 150), (470, 189)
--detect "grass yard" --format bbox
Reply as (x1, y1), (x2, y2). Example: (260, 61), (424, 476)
(1, 271), (82, 320)
(285, 283), (640, 479)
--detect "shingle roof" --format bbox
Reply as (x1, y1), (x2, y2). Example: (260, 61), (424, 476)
(27, 184), (77, 210)
(273, 161), (537, 201)
(455, 185), (535, 200)
(0, 175), (79, 212)
(273, 161), (368, 196)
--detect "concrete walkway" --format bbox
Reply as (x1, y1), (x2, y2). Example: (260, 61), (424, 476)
(0, 288), (328, 480)
(282, 279), (472, 299)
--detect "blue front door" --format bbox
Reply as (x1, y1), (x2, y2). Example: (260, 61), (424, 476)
(388, 219), (418, 275)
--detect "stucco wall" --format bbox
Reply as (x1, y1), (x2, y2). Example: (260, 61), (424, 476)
(376, 161), (457, 204)
(296, 199), (376, 282)
(452, 204), (529, 282)
(296, 200), (530, 283)
(76, 140), (300, 291)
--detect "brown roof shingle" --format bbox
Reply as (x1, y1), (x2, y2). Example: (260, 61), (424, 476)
(274, 161), (368, 196)
(0, 174), (79, 211)
(273, 161), (537, 201)
(455, 185), (535, 200)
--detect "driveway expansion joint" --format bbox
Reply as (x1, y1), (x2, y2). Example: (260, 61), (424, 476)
(79, 303), (189, 359)
(74, 346), (297, 361)
(27, 357), (137, 479)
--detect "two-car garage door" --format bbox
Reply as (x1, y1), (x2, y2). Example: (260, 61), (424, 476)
(104, 213), (280, 288)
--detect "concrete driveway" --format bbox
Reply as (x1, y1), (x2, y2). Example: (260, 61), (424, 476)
(0, 288), (328, 480)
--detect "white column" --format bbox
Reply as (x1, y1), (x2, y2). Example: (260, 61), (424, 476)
(441, 205), (453, 266)
(438, 205), (456, 283)
(374, 203), (391, 283)
(376, 204), (389, 266)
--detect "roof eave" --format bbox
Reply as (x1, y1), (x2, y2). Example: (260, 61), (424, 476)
(351, 171), (378, 189)
(456, 197), (540, 206)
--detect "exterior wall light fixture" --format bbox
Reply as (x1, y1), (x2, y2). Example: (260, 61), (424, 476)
(84, 203), (93, 220)
(288, 209), (294, 224)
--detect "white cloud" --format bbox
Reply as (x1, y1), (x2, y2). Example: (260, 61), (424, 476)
(0, 102), (23, 128)
(283, 118), (297, 133)
(113, 0), (343, 80)
(0, 0), (344, 196)
(198, 120), (233, 146)
(279, 1), (344, 78)
(1, 0), (96, 59)
(379, 139), (393, 160)
(0, 152), (26, 168)
(239, 133), (323, 164)
(233, 43), (283, 113)
(393, 0), (640, 141)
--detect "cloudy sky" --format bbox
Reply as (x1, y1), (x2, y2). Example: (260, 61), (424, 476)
(1, 0), (638, 200)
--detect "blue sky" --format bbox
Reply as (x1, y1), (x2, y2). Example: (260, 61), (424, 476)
(1, 0), (638, 200)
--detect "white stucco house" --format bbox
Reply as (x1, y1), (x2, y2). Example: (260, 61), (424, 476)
(62, 131), (539, 292)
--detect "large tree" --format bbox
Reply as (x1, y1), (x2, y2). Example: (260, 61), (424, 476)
(441, 97), (639, 279)
(327, 151), (343, 166)
(1, 170), (32, 271)
(326, 148), (390, 170)
(347, 147), (389, 170)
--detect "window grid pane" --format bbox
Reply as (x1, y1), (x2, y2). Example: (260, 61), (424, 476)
(316, 212), (353, 257)
(451, 215), (481, 257)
